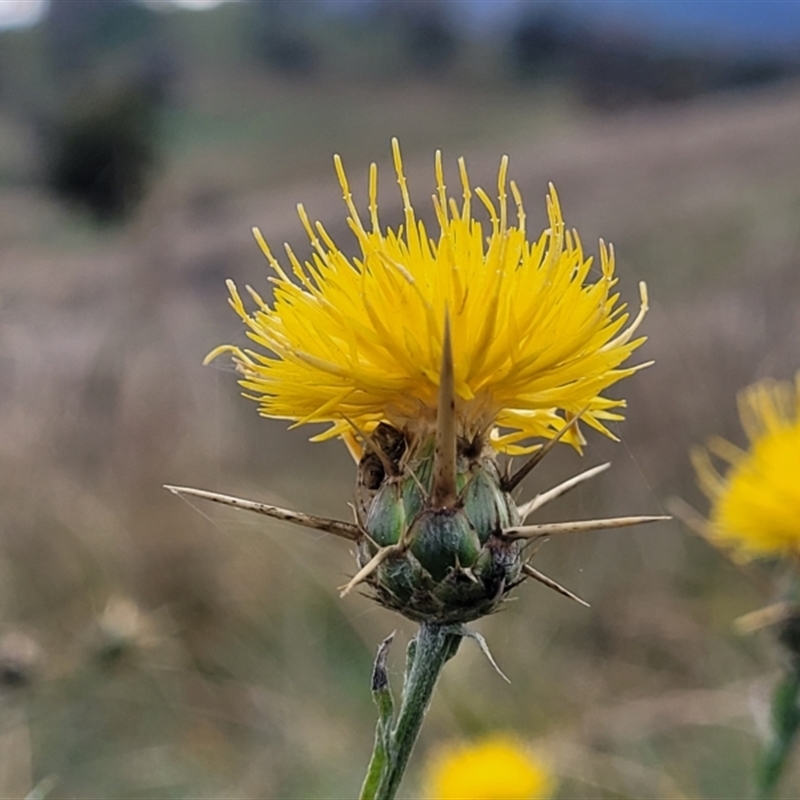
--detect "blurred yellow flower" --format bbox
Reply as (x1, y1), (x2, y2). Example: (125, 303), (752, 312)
(692, 374), (800, 559)
(208, 138), (648, 454)
(423, 735), (555, 800)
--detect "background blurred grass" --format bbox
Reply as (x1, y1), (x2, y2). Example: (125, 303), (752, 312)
(1, 2), (800, 797)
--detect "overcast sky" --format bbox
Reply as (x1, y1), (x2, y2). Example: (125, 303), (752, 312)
(0, 0), (229, 31)
(0, 0), (47, 30)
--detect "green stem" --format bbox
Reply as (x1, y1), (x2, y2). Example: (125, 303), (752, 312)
(360, 717), (390, 800)
(360, 623), (461, 800)
(756, 668), (800, 799)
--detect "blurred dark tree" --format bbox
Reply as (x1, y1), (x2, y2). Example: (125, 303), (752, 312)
(45, 80), (160, 222)
(507, 9), (571, 81)
(506, 6), (796, 107)
(45, 0), (156, 78)
(376, 0), (459, 76)
(571, 34), (794, 110)
(402, 4), (458, 75)
(248, 0), (319, 78)
(722, 55), (792, 90)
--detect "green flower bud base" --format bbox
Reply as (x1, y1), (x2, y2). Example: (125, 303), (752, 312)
(355, 426), (523, 625)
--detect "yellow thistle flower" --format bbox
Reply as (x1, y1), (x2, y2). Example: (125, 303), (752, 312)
(691, 374), (800, 559)
(207, 138), (649, 455)
(423, 735), (555, 800)
(185, 139), (666, 624)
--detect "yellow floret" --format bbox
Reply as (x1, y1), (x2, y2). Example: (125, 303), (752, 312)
(423, 735), (555, 800)
(208, 139), (649, 454)
(692, 374), (800, 559)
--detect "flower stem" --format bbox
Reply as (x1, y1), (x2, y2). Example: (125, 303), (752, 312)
(756, 668), (800, 798)
(360, 623), (461, 800)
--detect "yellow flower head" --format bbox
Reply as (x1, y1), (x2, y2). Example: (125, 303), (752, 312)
(208, 139), (649, 454)
(692, 374), (800, 559)
(423, 735), (555, 800)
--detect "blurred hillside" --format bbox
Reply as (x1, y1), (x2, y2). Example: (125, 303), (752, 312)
(1, 2), (800, 798)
